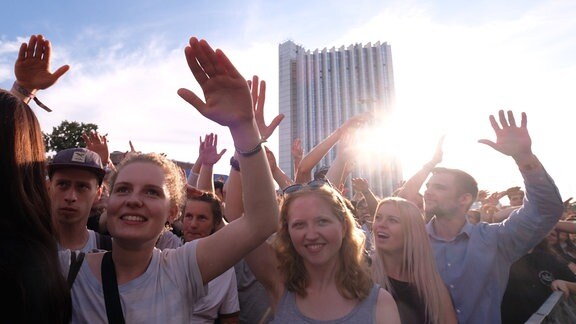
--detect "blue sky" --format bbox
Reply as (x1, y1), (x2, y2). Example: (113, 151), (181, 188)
(1, 0), (575, 200)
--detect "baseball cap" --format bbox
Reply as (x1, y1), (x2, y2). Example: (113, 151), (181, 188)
(48, 148), (105, 184)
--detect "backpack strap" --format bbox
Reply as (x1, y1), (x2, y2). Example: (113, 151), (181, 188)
(101, 251), (125, 324)
(67, 251), (85, 289)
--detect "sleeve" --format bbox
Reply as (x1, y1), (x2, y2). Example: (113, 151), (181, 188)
(496, 167), (564, 262)
(218, 269), (240, 315)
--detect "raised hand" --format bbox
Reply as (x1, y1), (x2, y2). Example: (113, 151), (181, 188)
(199, 133), (227, 166)
(291, 138), (303, 160)
(478, 110), (532, 161)
(352, 177), (370, 193)
(178, 38), (254, 131)
(14, 35), (70, 91)
(430, 135), (445, 165)
(247, 76), (284, 140)
(82, 130), (110, 164)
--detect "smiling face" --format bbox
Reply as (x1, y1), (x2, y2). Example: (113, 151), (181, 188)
(373, 202), (404, 256)
(287, 194), (345, 268)
(107, 161), (176, 245)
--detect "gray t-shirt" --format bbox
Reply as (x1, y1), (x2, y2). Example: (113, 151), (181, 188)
(271, 284), (380, 323)
(61, 240), (206, 323)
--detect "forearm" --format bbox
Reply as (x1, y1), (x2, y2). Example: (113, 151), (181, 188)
(297, 129), (342, 179)
(223, 168), (244, 222)
(272, 168), (294, 190)
(326, 154), (348, 188)
(231, 122), (278, 236)
(397, 162), (435, 200)
(363, 189), (379, 217)
(197, 163), (215, 193)
(556, 220), (576, 234)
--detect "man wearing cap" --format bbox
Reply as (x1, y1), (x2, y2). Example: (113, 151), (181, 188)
(48, 147), (111, 252)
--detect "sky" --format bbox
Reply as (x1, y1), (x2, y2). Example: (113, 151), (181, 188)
(1, 0), (574, 200)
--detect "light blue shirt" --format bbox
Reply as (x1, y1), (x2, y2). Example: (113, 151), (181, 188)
(426, 167), (563, 324)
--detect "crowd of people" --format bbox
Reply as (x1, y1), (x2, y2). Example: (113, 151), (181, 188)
(2, 33), (575, 324)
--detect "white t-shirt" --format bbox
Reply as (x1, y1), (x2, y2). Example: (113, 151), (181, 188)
(191, 267), (239, 323)
(61, 240), (206, 323)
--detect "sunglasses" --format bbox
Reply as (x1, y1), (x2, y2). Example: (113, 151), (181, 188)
(282, 179), (335, 195)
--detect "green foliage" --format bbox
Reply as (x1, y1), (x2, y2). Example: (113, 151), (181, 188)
(43, 120), (98, 153)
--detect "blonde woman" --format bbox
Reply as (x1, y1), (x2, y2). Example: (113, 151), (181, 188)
(238, 181), (400, 323)
(371, 197), (457, 324)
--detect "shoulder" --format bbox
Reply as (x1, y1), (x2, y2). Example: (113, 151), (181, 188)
(375, 288), (400, 324)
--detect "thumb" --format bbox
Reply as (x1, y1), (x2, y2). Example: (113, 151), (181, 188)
(478, 139), (496, 149)
(52, 65), (70, 81)
(217, 148), (227, 158)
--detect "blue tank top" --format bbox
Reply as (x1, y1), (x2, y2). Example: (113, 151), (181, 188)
(271, 284), (380, 323)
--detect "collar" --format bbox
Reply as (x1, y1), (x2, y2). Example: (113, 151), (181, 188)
(426, 216), (473, 242)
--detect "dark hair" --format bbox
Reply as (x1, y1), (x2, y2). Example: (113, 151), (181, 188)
(0, 89), (71, 322)
(431, 167), (479, 202)
(185, 191), (224, 229)
(214, 180), (224, 191)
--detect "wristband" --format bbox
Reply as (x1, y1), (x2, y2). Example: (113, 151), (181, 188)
(235, 139), (267, 157)
(230, 156), (240, 172)
(11, 81), (52, 112)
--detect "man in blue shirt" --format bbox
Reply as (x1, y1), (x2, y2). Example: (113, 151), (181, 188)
(424, 110), (564, 324)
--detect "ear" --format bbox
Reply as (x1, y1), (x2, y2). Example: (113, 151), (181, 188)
(167, 203), (179, 224)
(93, 185), (103, 204)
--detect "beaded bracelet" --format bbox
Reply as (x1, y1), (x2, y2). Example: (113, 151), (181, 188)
(235, 139), (267, 157)
(11, 81), (52, 112)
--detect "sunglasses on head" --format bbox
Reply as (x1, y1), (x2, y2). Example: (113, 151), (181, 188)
(282, 178), (335, 195)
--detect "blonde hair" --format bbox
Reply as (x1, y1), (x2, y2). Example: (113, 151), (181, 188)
(371, 197), (451, 324)
(275, 186), (372, 300)
(109, 153), (185, 219)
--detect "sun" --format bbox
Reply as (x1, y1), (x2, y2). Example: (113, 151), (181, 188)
(352, 109), (444, 177)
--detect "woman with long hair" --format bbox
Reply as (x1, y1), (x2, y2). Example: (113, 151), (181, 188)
(238, 180), (400, 323)
(371, 197), (457, 324)
(0, 34), (71, 322)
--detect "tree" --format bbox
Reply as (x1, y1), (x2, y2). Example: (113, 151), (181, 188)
(44, 120), (98, 154)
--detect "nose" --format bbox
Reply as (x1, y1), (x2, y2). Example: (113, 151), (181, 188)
(64, 189), (77, 203)
(303, 225), (320, 240)
(126, 194), (143, 208)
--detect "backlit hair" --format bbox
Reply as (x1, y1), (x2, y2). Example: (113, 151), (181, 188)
(275, 185), (372, 300)
(372, 197), (452, 324)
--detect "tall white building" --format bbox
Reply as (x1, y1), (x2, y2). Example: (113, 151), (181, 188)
(278, 40), (401, 198)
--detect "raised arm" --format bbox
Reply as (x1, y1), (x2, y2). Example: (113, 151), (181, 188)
(396, 135), (444, 208)
(291, 138), (303, 178)
(265, 146), (294, 190)
(12, 34), (69, 110)
(178, 37), (278, 284)
(296, 112), (370, 184)
(197, 133), (227, 192)
(352, 177), (379, 217)
(478, 110), (563, 260)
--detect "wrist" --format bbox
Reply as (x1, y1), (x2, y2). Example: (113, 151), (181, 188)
(229, 120), (262, 154)
(230, 156), (240, 172)
(514, 154), (541, 172)
(11, 81), (37, 104)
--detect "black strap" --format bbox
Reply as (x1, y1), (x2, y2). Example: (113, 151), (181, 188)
(67, 251), (85, 289)
(101, 252), (125, 324)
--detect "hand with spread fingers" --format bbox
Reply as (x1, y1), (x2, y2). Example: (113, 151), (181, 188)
(178, 37), (254, 132)
(15, 34), (70, 92)
(478, 110), (532, 161)
(247, 75), (284, 140)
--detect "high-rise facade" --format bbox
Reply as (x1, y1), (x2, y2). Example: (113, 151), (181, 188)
(278, 40), (401, 198)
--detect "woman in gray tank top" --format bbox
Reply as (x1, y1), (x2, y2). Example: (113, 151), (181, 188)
(236, 180), (400, 323)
